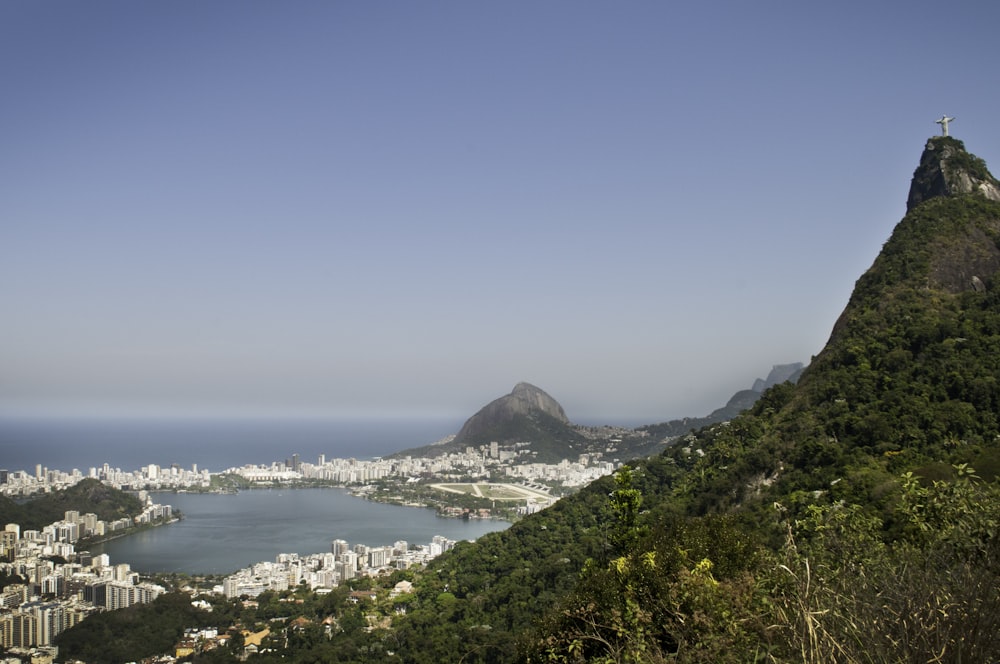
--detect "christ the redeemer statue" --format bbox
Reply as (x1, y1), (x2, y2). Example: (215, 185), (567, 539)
(936, 115), (955, 136)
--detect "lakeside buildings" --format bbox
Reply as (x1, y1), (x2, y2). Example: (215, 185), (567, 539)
(0, 463), (210, 498)
(221, 535), (456, 599)
(0, 439), (625, 656)
(227, 445), (618, 493)
(0, 502), (173, 650)
(0, 438), (622, 502)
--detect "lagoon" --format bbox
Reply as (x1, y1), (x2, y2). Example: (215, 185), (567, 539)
(88, 488), (508, 574)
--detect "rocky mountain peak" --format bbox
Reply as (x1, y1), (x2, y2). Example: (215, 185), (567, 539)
(906, 136), (1000, 212)
(451, 382), (572, 449)
(508, 382), (570, 422)
(750, 363), (805, 393)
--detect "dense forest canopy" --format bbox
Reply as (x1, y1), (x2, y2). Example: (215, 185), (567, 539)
(0, 479), (142, 531)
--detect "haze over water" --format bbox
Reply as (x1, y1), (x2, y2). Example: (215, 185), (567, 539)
(0, 416), (463, 473)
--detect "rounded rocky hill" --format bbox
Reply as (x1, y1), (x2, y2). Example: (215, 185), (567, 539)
(454, 382), (570, 445)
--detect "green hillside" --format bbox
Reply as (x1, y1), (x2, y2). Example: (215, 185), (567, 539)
(0, 478), (143, 531)
(378, 139), (1000, 663)
(671, 196), (1000, 519)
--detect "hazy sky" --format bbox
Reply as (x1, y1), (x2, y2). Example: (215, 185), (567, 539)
(3, 1), (999, 424)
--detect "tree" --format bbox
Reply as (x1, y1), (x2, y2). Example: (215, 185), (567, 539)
(529, 468), (766, 663)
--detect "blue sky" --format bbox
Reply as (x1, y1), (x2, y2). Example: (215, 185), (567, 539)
(2, 1), (999, 424)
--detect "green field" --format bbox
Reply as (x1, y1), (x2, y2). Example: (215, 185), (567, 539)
(430, 482), (552, 502)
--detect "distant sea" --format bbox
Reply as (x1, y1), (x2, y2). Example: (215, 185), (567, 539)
(0, 417), (510, 575)
(0, 416), (465, 474)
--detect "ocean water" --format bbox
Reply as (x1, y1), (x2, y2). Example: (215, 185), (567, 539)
(88, 489), (509, 574)
(0, 416), (509, 575)
(0, 415), (464, 474)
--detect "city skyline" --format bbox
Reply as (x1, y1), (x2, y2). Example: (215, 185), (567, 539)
(3, 1), (1000, 424)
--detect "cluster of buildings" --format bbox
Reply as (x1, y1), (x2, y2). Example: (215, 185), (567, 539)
(505, 457), (618, 487)
(1, 436), (624, 506)
(0, 463), (210, 498)
(0, 500), (174, 652)
(228, 441), (619, 490)
(221, 535), (456, 599)
(172, 625), (223, 660)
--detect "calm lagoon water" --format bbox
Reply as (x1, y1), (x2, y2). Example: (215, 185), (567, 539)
(88, 488), (508, 574)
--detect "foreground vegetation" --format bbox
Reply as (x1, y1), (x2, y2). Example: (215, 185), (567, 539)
(46, 463), (997, 663)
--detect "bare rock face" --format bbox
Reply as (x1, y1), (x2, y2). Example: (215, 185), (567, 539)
(907, 136), (1000, 212)
(507, 382), (569, 421)
(751, 363), (805, 393)
(453, 382), (569, 444)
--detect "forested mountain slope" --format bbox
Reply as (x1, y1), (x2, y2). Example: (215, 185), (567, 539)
(384, 136), (1000, 663)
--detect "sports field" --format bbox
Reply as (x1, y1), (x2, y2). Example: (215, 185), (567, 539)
(429, 482), (552, 502)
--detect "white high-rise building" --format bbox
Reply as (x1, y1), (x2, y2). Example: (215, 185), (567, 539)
(316, 568), (337, 588)
(32, 601), (63, 646)
(132, 582), (163, 605)
(335, 560), (355, 581)
(39, 574), (62, 596)
(340, 551), (359, 573)
(223, 577), (240, 599)
(82, 513), (98, 536)
(368, 546), (391, 569)
(106, 582), (133, 610)
(2, 612), (36, 648)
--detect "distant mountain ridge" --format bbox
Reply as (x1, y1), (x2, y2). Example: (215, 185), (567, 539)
(638, 362), (804, 440)
(751, 362), (804, 393)
(397, 367), (805, 463)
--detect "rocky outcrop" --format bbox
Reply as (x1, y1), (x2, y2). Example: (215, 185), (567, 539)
(906, 136), (1000, 212)
(751, 363), (805, 393)
(454, 382), (569, 444)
